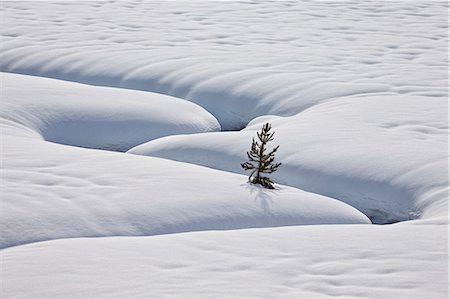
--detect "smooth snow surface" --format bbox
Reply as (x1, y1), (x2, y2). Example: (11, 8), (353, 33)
(1, 73), (370, 248)
(1, 1), (447, 129)
(2, 73), (220, 151)
(129, 94), (448, 224)
(1, 129), (370, 249)
(2, 224), (447, 299)
(1, 0), (448, 298)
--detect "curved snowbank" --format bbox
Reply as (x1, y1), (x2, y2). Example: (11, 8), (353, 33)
(128, 95), (449, 224)
(1, 135), (369, 249)
(0, 74), (370, 248)
(1, 1), (447, 129)
(1, 73), (220, 151)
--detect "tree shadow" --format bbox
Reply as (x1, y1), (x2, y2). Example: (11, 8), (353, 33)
(241, 182), (279, 216)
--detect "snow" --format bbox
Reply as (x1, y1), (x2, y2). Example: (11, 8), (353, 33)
(0, 0), (448, 298)
(1, 73), (370, 249)
(2, 224), (447, 299)
(1, 73), (220, 152)
(1, 1), (447, 129)
(128, 94), (448, 224)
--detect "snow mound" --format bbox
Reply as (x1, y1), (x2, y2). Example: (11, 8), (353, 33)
(0, 73), (371, 249)
(128, 94), (448, 224)
(245, 115), (284, 129)
(1, 135), (370, 249)
(1, 73), (220, 152)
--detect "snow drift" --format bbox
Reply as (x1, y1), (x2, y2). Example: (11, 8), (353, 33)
(1, 1), (447, 130)
(128, 94), (448, 224)
(0, 1), (448, 298)
(1, 73), (370, 249)
(1, 73), (220, 151)
(2, 224), (447, 299)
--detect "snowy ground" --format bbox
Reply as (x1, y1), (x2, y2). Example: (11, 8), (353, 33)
(2, 224), (447, 299)
(1, 1), (448, 298)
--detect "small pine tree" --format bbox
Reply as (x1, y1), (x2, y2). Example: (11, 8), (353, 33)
(241, 122), (282, 189)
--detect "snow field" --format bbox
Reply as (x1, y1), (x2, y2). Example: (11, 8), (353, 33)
(0, 0), (448, 298)
(1, 1), (447, 129)
(1, 73), (370, 249)
(2, 224), (447, 299)
(129, 94), (448, 224)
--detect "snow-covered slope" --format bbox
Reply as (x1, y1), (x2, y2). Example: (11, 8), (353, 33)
(2, 224), (447, 299)
(1, 134), (371, 249)
(0, 73), (370, 249)
(129, 94), (448, 224)
(1, 1), (447, 129)
(1, 0), (448, 298)
(1, 73), (220, 151)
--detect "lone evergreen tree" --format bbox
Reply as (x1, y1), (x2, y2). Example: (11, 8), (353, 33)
(241, 122), (282, 189)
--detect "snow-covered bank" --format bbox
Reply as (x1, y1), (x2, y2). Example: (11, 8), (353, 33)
(0, 73), (370, 249)
(1, 73), (220, 151)
(2, 223), (447, 299)
(1, 135), (370, 249)
(128, 94), (448, 224)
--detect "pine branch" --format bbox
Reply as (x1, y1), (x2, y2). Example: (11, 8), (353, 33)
(241, 162), (255, 170)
